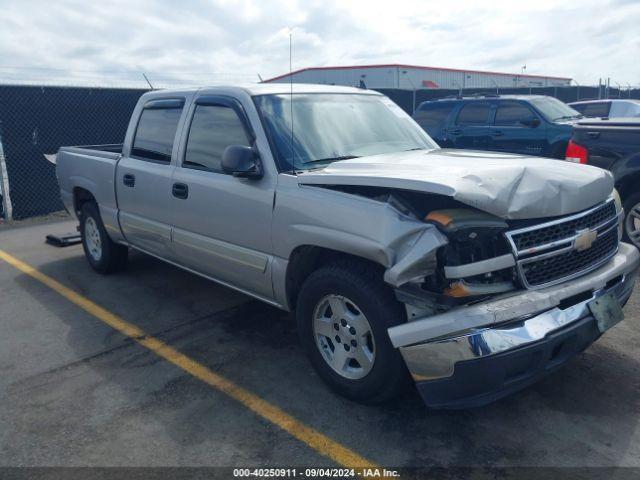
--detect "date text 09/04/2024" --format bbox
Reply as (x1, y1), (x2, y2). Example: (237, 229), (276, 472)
(232, 468), (400, 478)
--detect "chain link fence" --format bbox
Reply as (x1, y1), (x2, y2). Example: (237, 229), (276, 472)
(0, 83), (639, 222)
(0, 85), (147, 220)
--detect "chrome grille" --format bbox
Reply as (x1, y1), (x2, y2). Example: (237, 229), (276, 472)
(506, 200), (620, 289)
(511, 201), (616, 251)
(520, 229), (618, 286)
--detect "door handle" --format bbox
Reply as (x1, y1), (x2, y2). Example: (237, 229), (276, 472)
(491, 130), (504, 137)
(123, 173), (135, 187)
(586, 131), (601, 139)
(172, 183), (189, 199)
(448, 128), (463, 135)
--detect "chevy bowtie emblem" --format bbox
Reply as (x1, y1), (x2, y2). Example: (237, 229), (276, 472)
(574, 229), (598, 251)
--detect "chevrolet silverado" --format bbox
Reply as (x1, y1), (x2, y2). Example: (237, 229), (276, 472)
(56, 85), (639, 408)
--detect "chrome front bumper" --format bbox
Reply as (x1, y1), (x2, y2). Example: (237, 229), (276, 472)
(389, 242), (640, 385)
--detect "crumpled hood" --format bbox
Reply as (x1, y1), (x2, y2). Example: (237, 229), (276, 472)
(296, 149), (614, 219)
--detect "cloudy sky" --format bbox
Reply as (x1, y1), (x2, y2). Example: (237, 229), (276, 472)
(0, 0), (638, 87)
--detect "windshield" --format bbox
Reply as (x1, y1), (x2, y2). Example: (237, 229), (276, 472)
(254, 93), (438, 171)
(529, 96), (582, 121)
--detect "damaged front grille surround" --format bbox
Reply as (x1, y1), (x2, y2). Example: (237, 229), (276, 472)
(505, 199), (621, 289)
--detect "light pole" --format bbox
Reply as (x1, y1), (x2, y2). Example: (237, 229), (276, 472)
(614, 81), (622, 98)
(401, 70), (417, 114)
(452, 80), (462, 97)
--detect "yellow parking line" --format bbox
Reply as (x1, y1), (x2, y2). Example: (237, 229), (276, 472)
(0, 249), (378, 469)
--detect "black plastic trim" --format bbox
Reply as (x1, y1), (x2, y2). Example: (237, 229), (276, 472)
(143, 98), (185, 110)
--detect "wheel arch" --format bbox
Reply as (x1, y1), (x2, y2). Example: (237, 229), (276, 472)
(73, 187), (98, 216)
(616, 172), (640, 202)
(285, 245), (386, 311)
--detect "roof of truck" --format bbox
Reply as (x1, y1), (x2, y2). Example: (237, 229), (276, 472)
(142, 83), (379, 97)
(421, 94), (552, 104)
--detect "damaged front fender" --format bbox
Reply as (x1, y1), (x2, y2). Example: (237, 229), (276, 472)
(384, 226), (448, 287)
(272, 175), (450, 304)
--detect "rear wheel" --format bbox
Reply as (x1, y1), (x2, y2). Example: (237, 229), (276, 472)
(79, 202), (128, 274)
(296, 260), (410, 404)
(623, 192), (640, 249)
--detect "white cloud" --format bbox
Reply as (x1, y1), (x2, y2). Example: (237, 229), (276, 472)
(0, 0), (637, 87)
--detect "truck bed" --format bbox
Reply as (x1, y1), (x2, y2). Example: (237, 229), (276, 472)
(56, 144), (122, 225)
(572, 118), (640, 172)
(60, 143), (123, 157)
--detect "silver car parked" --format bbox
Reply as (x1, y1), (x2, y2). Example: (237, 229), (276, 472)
(56, 84), (640, 408)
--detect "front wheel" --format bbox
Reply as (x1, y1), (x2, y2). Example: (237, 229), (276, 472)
(79, 202), (128, 274)
(296, 260), (410, 404)
(623, 192), (640, 249)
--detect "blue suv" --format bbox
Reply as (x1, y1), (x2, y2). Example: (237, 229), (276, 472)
(413, 94), (583, 158)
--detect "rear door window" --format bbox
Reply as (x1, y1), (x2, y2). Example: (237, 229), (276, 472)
(456, 102), (492, 126)
(414, 102), (455, 129)
(132, 103), (184, 162)
(494, 101), (537, 126)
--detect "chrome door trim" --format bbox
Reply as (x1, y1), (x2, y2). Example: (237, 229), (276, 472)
(172, 228), (269, 273)
(125, 243), (283, 309)
(119, 211), (172, 244)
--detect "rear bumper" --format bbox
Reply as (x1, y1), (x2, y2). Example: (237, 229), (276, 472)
(388, 242), (640, 409)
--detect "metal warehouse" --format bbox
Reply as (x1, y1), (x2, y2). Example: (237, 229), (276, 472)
(264, 64), (572, 89)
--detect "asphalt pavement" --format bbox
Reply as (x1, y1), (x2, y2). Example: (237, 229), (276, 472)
(1, 219), (639, 470)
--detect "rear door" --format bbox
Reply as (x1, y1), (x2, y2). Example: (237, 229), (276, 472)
(447, 101), (493, 150)
(169, 95), (276, 300)
(116, 98), (185, 258)
(489, 100), (546, 156)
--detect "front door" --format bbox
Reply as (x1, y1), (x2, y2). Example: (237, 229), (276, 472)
(169, 95), (276, 300)
(116, 98), (186, 258)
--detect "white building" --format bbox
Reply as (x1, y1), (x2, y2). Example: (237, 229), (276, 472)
(264, 64), (572, 89)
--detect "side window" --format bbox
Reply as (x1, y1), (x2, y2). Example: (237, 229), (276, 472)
(456, 102), (492, 126)
(414, 102), (455, 129)
(131, 106), (183, 162)
(581, 102), (611, 117)
(184, 105), (251, 173)
(494, 101), (537, 126)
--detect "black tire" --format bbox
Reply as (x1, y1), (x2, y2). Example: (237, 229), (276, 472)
(79, 202), (128, 274)
(622, 192), (640, 249)
(296, 260), (410, 404)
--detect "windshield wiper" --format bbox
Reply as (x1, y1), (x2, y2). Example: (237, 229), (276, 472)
(553, 115), (581, 121)
(300, 155), (360, 167)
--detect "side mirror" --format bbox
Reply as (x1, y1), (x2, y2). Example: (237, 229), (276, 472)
(221, 145), (263, 179)
(520, 117), (541, 128)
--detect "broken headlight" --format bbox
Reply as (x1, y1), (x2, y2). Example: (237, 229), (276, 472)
(425, 208), (517, 297)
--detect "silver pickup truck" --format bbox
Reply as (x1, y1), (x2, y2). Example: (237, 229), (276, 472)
(57, 84), (640, 408)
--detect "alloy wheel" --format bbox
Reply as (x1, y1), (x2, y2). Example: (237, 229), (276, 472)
(312, 294), (376, 380)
